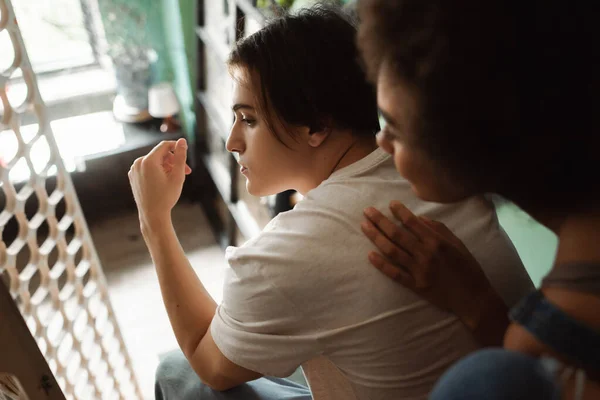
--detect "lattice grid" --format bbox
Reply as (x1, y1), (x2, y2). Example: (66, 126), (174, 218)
(0, 0), (142, 398)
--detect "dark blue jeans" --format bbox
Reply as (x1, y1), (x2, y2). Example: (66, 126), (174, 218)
(430, 348), (562, 399)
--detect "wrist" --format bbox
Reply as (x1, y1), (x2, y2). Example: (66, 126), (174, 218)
(462, 287), (510, 346)
(459, 286), (506, 332)
(140, 212), (172, 237)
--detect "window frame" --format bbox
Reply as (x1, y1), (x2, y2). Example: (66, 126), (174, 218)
(14, 0), (106, 78)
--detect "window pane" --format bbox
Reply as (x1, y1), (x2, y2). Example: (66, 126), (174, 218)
(12, 0), (96, 73)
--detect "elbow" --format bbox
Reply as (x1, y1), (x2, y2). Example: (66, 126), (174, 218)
(155, 350), (233, 392)
(197, 368), (237, 392)
(203, 376), (236, 392)
(181, 333), (204, 362)
(186, 349), (237, 392)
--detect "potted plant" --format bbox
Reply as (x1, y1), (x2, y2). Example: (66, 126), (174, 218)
(97, 0), (158, 122)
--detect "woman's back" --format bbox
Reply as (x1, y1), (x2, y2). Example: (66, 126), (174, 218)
(211, 149), (533, 399)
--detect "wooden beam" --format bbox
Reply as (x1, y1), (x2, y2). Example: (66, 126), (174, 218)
(197, 91), (230, 143)
(0, 284), (65, 400)
(195, 27), (230, 64)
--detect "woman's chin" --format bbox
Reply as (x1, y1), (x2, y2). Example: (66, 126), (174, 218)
(246, 181), (273, 197)
(245, 180), (257, 196)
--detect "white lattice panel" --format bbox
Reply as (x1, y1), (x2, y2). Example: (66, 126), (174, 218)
(0, 1), (141, 398)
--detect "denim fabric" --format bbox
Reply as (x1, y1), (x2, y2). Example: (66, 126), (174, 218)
(510, 290), (600, 371)
(429, 349), (561, 400)
(155, 350), (312, 400)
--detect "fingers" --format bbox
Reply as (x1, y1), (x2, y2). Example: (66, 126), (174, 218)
(163, 151), (175, 162)
(364, 207), (419, 255)
(165, 163), (192, 175)
(163, 152), (192, 175)
(142, 138), (188, 165)
(389, 201), (432, 242)
(135, 139), (191, 178)
(368, 251), (415, 288)
(145, 140), (178, 161)
(421, 216), (446, 233)
(420, 216), (465, 250)
(361, 218), (414, 268)
(128, 157), (143, 177)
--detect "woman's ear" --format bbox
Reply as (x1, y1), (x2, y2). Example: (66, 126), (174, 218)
(307, 125), (331, 148)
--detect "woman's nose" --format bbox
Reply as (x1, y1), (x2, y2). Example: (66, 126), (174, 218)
(376, 131), (394, 154)
(226, 124), (245, 154)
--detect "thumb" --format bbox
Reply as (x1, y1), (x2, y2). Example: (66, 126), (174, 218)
(174, 138), (188, 170)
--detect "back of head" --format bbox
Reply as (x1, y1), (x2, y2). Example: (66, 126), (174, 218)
(229, 4), (380, 139)
(358, 0), (599, 214)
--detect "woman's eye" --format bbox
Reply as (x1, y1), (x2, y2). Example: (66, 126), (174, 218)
(241, 117), (255, 126)
(381, 127), (398, 142)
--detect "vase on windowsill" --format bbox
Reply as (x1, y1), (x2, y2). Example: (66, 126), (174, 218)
(96, 0), (160, 123)
(111, 49), (157, 123)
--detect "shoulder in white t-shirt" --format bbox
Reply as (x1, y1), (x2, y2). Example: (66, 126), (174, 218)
(211, 148), (533, 400)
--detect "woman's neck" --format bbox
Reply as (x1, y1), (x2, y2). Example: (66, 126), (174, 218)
(331, 134), (378, 173)
(297, 132), (378, 195)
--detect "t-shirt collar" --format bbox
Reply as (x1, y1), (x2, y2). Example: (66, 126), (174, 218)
(327, 147), (390, 181)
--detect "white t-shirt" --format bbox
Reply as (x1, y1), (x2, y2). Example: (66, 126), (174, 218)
(211, 149), (533, 400)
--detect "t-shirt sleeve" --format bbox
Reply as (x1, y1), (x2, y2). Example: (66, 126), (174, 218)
(210, 243), (322, 377)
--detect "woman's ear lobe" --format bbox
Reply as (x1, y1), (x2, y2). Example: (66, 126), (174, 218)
(307, 126), (331, 148)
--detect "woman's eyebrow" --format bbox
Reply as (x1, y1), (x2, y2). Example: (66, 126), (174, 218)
(232, 104), (255, 112)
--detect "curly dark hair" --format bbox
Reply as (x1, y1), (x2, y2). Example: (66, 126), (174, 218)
(358, 0), (599, 214)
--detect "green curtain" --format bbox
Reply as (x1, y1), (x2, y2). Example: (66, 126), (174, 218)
(148, 0), (197, 144)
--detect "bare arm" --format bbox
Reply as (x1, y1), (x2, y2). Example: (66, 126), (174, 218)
(141, 218), (217, 357)
(129, 139), (261, 390)
(462, 287), (510, 347)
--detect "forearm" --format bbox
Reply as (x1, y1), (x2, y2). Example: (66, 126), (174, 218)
(460, 288), (510, 347)
(142, 216), (218, 357)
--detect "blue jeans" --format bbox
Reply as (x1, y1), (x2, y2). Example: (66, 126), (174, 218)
(155, 350), (312, 400)
(430, 348), (562, 400)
